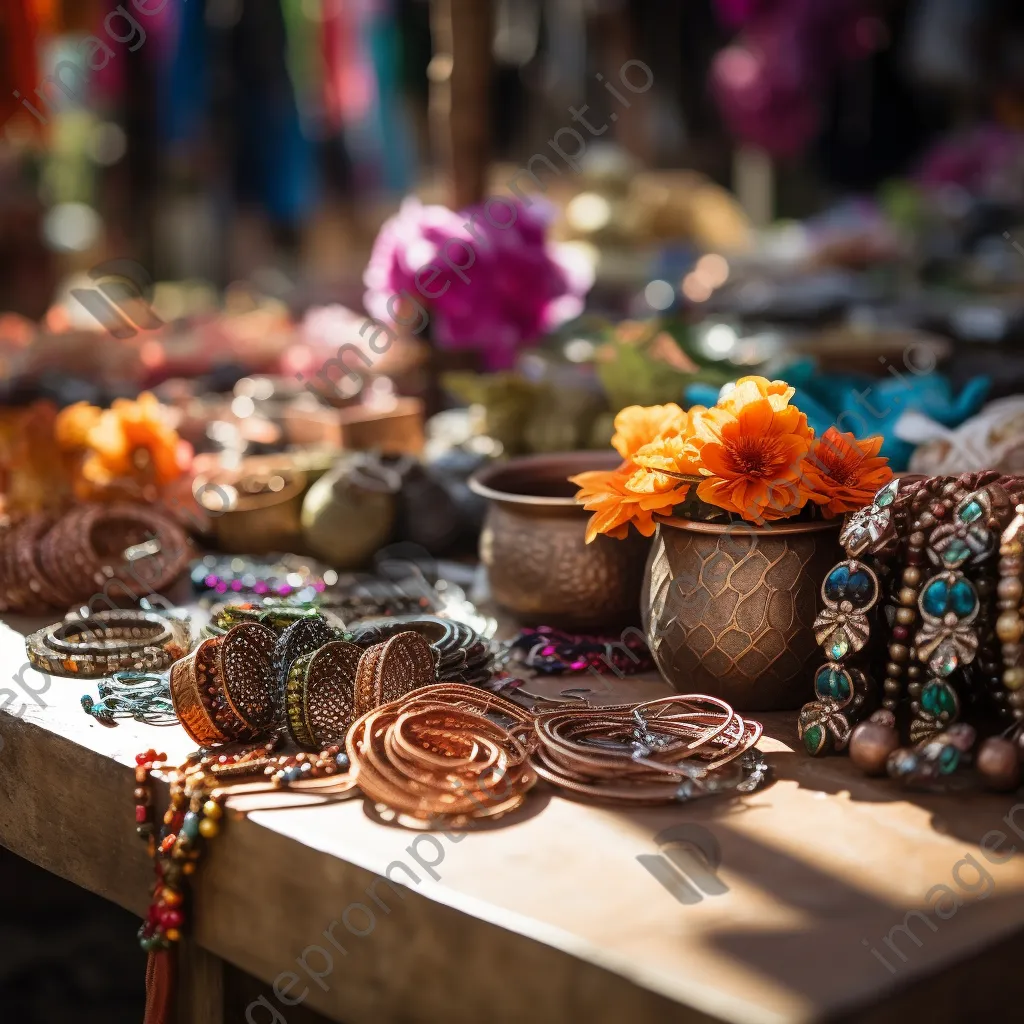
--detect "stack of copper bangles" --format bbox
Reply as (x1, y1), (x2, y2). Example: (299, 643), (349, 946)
(346, 683), (538, 825)
(169, 622), (278, 746)
(1, 503), (192, 613)
(26, 609), (192, 678)
(350, 617), (495, 687)
(530, 695), (765, 804)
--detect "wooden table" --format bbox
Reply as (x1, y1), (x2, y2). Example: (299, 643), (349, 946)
(3, 611), (1024, 1024)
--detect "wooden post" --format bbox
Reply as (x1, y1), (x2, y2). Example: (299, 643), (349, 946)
(429, 0), (493, 209)
(175, 941), (226, 1024)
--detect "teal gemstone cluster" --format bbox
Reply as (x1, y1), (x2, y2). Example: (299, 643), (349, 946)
(920, 575), (978, 620)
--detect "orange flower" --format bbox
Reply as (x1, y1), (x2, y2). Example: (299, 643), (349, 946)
(610, 403), (687, 461)
(632, 426), (703, 478)
(99, 393), (185, 486)
(571, 462), (690, 543)
(688, 383), (817, 523)
(56, 392), (189, 499)
(802, 427), (893, 517)
(718, 375), (793, 407)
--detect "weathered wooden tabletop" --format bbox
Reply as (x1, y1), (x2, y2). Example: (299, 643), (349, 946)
(2, 611), (1024, 1024)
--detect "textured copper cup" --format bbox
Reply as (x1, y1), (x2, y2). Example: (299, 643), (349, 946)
(469, 453), (648, 629)
(643, 516), (842, 711)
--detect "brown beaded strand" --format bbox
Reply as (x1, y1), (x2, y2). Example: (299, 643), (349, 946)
(998, 506), (1024, 719)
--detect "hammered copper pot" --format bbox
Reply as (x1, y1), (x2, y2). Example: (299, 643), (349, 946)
(470, 453), (648, 629)
(642, 516), (842, 711)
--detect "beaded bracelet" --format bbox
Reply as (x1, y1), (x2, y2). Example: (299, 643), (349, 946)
(39, 502), (192, 604)
(169, 622), (277, 745)
(26, 610), (192, 678)
(284, 640), (363, 749)
(799, 559), (879, 755)
(350, 615), (494, 686)
(998, 506), (1024, 715)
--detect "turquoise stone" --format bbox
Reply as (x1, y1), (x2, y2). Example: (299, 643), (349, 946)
(829, 632), (850, 660)
(876, 482), (896, 507)
(815, 665), (852, 702)
(950, 578), (977, 617)
(823, 564), (850, 602)
(941, 539), (971, 566)
(803, 724), (823, 754)
(959, 499), (983, 523)
(921, 681), (956, 717)
(938, 744), (960, 774)
(922, 578), (949, 617)
(823, 563), (875, 606)
(922, 576), (977, 618)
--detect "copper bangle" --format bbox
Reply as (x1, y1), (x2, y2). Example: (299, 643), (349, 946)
(26, 609), (192, 679)
(38, 502), (192, 605)
(346, 683), (537, 826)
(530, 694), (764, 804)
(169, 622), (277, 746)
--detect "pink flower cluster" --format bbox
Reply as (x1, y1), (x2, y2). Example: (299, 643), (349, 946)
(364, 197), (592, 371)
(711, 0), (877, 157)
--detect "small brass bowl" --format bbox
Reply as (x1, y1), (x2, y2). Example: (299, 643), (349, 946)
(194, 457), (307, 555)
(469, 452), (648, 629)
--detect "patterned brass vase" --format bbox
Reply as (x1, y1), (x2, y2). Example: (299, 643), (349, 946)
(470, 453), (648, 629)
(643, 517), (842, 711)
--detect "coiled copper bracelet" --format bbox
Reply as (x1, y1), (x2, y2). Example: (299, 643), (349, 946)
(531, 694), (765, 804)
(346, 683), (537, 826)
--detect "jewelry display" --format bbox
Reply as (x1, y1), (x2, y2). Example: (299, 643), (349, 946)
(504, 626), (653, 676)
(169, 622), (277, 745)
(804, 474), (1024, 789)
(201, 601), (345, 639)
(346, 683), (538, 827)
(799, 558), (879, 756)
(26, 609), (192, 678)
(191, 553), (328, 603)
(531, 695), (767, 804)
(81, 672), (177, 725)
(2, 503), (192, 613)
(350, 615), (494, 686)
(284, 639), (364, 749)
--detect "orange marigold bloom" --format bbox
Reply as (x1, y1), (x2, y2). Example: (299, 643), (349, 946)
(570, 462), (690, 543)
(688, 387), (817, 523)
(56, 392), (189, 498)
(802, 427), (893, 517)
(632, 427), (703, 478)
(610, 403), (687, 461)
